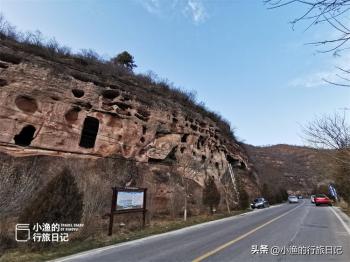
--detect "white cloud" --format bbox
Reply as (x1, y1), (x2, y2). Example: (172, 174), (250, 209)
(289, 53), (350, 88)
(141, 0), (161, 15)
(138, 0), (208, 25)
(289, 70), (337, 88)
(184, 0), (208, 25)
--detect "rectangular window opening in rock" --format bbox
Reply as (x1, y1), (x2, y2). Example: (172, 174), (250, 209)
(79, 116), (99, 148)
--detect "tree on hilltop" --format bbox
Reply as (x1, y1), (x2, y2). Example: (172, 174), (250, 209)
(111, 51), (137, 71)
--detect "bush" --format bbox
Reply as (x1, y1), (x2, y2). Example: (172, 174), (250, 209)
(334, 153), (350, 204)
(19, 168), (83, 225)
(261, 183), (271, 200)
(0, 51), (22, 64)
(238, 187), (250, 209)
(279, 188), (289, 201)
(0, 233), (17, 253)
(202, 176), (221, 213)
(274, 192), (283, 204)
(232, 172), (250, 210)
(0, 160), (40, 218)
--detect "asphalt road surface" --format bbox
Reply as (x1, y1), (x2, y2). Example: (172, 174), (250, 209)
(55, 199), (350, 262)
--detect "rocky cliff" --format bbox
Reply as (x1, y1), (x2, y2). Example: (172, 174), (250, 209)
(0, 39), (259, 231)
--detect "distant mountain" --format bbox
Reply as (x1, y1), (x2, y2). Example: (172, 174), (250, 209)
(244, 144), (335, 195)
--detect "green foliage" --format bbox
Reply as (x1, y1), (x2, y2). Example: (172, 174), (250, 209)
(202, 176), (221, 213)
(19, 168), (83, 225)
(111, 51), (137, 70)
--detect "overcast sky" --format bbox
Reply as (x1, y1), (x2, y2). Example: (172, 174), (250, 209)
(1, 0), (349, 146)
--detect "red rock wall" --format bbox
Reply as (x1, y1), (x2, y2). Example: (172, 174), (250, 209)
(0, 42), (259, 220)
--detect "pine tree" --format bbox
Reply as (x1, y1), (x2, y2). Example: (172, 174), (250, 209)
(111, 51), (137, 70)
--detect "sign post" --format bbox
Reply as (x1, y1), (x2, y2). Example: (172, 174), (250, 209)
(108, 187), (147, 236)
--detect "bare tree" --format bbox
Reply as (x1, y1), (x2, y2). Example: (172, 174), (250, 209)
(265, 0), (350, 53)
(303, 112), (350, 166)
(176, 156), (204, 221)
(220, 173), (232, 213)
(265, 0), (350, 86)
(303, 112), (350, 150)
(303, 112), (350, 201)
(220, 168), (239, 213)
(0, 158), (40, 219)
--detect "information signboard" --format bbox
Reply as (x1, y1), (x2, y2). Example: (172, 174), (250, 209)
(108, 187), (147, 236)
(117, 191), (144, 210)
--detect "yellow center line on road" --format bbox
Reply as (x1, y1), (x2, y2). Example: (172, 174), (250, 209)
(192, 203), (304, 262)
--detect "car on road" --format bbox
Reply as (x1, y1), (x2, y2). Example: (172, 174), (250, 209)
(250, 197), (269, 209)
(311, 195), (315, 203)
(314, 194), (332, 206)
(288, 195), (299, 203)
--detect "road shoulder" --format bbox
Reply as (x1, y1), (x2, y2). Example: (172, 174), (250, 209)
(52, 203), (287, 262)
(330, 206), (350, 235)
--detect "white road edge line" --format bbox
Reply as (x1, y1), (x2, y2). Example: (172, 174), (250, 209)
(330, 207), (350, 236)
(51, 203), (288, 261)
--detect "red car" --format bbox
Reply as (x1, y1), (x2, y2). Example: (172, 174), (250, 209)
(314, 194), (332, 206)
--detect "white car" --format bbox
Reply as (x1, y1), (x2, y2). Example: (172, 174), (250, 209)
(288, 195), (299, 204)
(311, 195), (315, 203)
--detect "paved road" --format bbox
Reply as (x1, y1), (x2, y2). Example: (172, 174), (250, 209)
(55, 200), (350, 262)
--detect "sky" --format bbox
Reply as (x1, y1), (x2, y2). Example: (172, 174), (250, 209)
(1, 0), (349, 146)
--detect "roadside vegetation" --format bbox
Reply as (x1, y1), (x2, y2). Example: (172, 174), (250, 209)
(0, 210), (250, 262)
(261, 183), (289, 205)
(303, 114), (350, 204)
(0, 11), (252, 257)
(0, 154), (257, 261)
(265, 0), (350, 208)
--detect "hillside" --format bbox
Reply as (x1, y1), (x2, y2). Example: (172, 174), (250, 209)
(0, 34), (259, 245)
(245, 144), (336, 195)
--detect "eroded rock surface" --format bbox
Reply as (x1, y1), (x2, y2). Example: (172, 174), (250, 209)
(0, 42), (259, 221)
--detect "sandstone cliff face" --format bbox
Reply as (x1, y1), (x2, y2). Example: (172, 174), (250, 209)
(0, 41), (259, 225)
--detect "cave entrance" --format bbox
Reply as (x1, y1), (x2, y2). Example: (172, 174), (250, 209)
(14, 125), (36, 146)
(79, 116), (99, 148)
(227, 155), (246, 169)
(226, 155), (239, 166)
